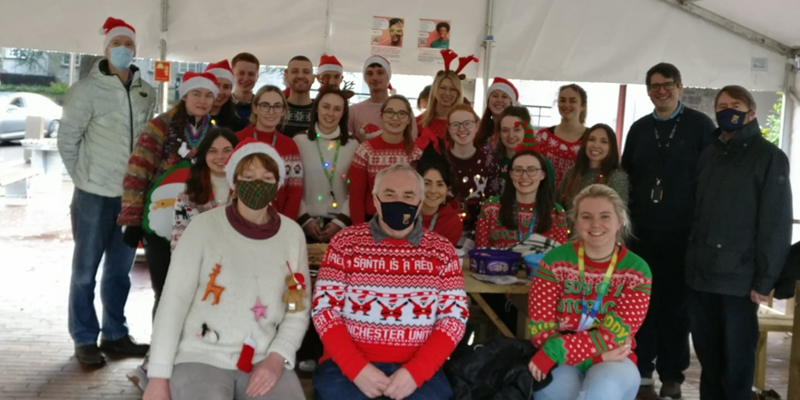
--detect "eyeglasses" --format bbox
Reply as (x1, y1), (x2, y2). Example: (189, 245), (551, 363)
(382, 110), (410, 120)
(448, 120), (476, 131)
(648, 82), (678, 92)
(257, 103), (285, 112)
(510, 167), (541, 177)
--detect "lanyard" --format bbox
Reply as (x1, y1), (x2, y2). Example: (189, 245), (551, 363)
(253, 131), (278, 147)
(315, 136), (341, 200)
(576, 242), (619, 332)
(516, 204), (536, 243)
(428, 212), (439, 231)
(653, 106), (684, 149)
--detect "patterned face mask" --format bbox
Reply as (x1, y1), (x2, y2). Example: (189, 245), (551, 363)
(235, 179), (277, 210)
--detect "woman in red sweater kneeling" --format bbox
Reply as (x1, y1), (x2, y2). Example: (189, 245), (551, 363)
(528, 184), (652, 400)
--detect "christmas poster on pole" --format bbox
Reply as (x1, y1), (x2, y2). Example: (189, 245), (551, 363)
(371, 16), (404, 60)
(418, 19), (451, 62)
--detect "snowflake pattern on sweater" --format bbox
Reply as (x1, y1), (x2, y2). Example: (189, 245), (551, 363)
(348, 136), (423, 224)
(235, 127), (304, 219)
(312, 223), (468, 387)
(533, 128), (581, 188)
(528, 242), (652, 374)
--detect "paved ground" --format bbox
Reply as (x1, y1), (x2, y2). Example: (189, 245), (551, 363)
(0, 180), (791, 399)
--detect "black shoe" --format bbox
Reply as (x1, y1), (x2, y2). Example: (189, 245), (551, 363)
(75, 344), (106, 366)
(100, 335), (149, 356)
(659, 381), (682, 400)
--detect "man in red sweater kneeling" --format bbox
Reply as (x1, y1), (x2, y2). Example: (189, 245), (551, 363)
(312, 163), (468, 400)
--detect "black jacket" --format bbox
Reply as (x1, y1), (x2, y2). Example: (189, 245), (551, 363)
(686, 119), (792, 296)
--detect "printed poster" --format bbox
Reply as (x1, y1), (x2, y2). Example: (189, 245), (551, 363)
(418, 18), (451, 62)
(371, 16), (404, 60)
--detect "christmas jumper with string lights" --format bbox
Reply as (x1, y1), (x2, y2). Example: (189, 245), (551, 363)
(348, 135), (423, 224)
(235, 126), (303, 219)
(474, 197), (568, 249)
(449, 145), (499, 237)
(312, 220), (468, 387)
(527, 242), (651, 374)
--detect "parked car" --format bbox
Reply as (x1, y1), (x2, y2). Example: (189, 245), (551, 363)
(0, 92), (62, 143)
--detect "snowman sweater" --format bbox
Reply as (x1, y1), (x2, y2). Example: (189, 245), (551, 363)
(119, 108), (204, 226)
(148, 206), (311, 379)
(475, 197), (569, 249)
(348, 135), (423, 224)
(235, 126), (304, 219)
(528, 242), (651, 374)
(312, 218), (468, 387)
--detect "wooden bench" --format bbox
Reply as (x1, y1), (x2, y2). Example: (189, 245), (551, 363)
(755, 296), (795, 390)
(0, 167), (40, 201)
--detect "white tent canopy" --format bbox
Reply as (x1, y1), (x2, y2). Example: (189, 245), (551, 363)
(0, 0), (797, 91)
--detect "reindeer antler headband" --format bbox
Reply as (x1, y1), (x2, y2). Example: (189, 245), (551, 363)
(437, 49), (479, 80)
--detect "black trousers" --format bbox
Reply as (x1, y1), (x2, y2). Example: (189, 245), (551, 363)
(630, 228), (691, 383)
(143, 232), (171, 318)
(687, 289), (759, 400)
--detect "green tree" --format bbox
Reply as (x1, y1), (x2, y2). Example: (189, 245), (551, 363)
(761, 92), (782, 146)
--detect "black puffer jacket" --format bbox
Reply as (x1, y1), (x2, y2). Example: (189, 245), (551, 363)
(445, 336), (553, 400)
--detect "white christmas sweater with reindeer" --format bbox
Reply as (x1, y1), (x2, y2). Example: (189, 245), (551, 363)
(312, 218), (468, 387)
(147, 206), (311, 379)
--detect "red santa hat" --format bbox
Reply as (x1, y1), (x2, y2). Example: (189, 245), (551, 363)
(100, 17), (136, 51)
(205, 60), (235, 86)
(318, 54), (343, 75)
(363, 55), (392, 81)
(487, 77), (519, 106)
(225, 138), (286, 188)
(179, 72), (219, 99)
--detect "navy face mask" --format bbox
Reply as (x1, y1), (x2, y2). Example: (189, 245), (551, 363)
(378, 198), (420, 231)
(716, 108), (749, 132)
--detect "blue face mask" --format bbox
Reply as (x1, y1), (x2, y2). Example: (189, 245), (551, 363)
(715, 108), (749, 132)
(109, 46), (134, 71)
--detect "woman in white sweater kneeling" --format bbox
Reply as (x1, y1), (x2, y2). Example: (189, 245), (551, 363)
(144, 138), (310, 400)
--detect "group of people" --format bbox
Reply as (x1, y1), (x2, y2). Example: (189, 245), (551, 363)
(55, 16), (792, 400)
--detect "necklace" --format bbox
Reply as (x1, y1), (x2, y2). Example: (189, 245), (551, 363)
(585, 248), (615, 262)
(315, 135), (341, 205)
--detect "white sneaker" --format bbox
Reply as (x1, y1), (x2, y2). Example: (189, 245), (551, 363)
(298, 360), (317, 372)
(127, 363), (149, 392)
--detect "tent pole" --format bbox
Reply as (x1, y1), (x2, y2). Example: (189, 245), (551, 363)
(479, 0), (495, 112)
(159, 0), (169, 113)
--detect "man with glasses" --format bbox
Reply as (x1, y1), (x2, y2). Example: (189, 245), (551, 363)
(621, 63), (716, 400)
(279, 55), (315, 137)
(312, 164), (467, 400)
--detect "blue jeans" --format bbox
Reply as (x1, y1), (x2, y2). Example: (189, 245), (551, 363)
(68, 188), (135, 346)
(313, 360), (453, 400)
(533, 358), (640, 400)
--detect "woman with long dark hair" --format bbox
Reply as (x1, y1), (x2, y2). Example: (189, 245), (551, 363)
(558, 124), (629, 213)
(416, 140), (463, 246)
(475, 150), (568, 249)
(475, 77), (518, 151)
(171, 128), (239, 250)
(493, 106), (532, 192)
(294, 85), (359, 243)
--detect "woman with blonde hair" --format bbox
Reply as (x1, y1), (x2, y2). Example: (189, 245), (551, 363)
(528, 184), (651, 400)
(416, 50), (478, 140)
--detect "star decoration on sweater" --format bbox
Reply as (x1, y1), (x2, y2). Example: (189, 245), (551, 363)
(251, 297), (268, 321)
